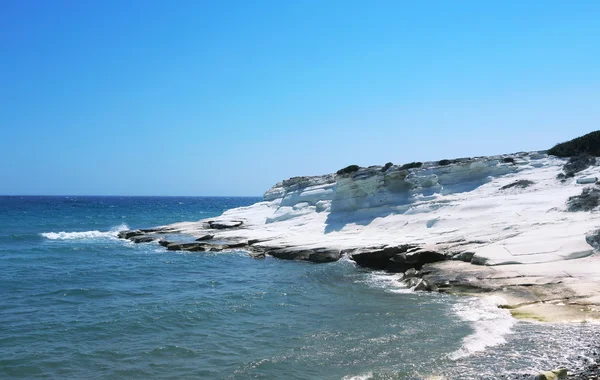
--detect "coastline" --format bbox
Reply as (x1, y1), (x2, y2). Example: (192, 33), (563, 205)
(118, 151), (600, 327)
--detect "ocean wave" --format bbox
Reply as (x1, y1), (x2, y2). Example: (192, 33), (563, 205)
(360, 271), (412, 294)
(448, 295), (515, 360)
(41, 224), (129, 240)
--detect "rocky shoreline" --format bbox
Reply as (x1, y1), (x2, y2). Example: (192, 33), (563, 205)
(117, 134), (600, 378)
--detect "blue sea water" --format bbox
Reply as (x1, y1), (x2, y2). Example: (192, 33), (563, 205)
(1, 196), (597, 379)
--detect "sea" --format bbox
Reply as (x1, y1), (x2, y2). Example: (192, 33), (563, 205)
(1, 196), (597, 379)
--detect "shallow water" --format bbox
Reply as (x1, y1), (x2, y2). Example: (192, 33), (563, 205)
(0, 196), (596, 379)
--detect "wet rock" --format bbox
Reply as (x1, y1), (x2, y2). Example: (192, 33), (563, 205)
(534, 368), (567, 380)
(118, 230), (143, 239)
(347, 245), (417, 270)
(195, 234), (214, 241)
(139, 228), (160, 233)
(404, 277), (436, 291)
(226, 241), (248, 249)
(402, 268), (420, 280)
(158, 239), (171, 247)
(166, 243), (206, 252)
(130, 235), (156, 243)
(208, 220), (243, 229)
(249, 252), (266, 259)
(387, 249), (448, 273)
(267, 246), (341, 263)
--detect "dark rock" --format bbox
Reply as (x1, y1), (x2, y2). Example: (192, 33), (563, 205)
(167, 243), (208, 251)
(452, 251), (475, 262)
(348, 245), (417, 270)
(226, 241), (248, 249)
(195, 234), (214, 241)
(248, 239), (266, 245)
(208, 220), (243, 229)
(387, 249), (448, 273)
(139, 228), (160, 233)
(567, 187), (600, 212)
(130, 235), (156, 243)
(586, 229), (600, 251)
(158, 239), (171, 247)
(499, 180), (534, 190)
(502, 157), (515, 164)
(267, 246), (341, 263)
(118, 230), (143, 239)
(249, 252), (266, 259)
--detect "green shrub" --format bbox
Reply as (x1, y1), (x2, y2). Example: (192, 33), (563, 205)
(381, 162), (393, 172)
(563, 154), (595, 176)
(548, 131), (600, 157)
(336, 165), (360, 175)
(400, 162), (423, 170)
(438, 159), (452, 166)
(502, 157), (515, 164)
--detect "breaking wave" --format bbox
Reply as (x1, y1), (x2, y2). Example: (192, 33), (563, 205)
(41, 224), (129, 240)
(449, 295), (516, 360)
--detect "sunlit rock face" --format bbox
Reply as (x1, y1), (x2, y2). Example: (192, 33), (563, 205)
(153, 151), (600, 271)
(254, 151), (600, 266)
(264, 154), (525, 214)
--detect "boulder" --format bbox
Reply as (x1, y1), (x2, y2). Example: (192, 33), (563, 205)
(534, 368), (567, 380)
(195, 234), (214, 241)
(158, 239), (171, 247)
(249, 252), (266, 259)
(208, 220), (243, 230)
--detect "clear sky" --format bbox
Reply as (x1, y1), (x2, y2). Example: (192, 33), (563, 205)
(1, 0), (599, 196)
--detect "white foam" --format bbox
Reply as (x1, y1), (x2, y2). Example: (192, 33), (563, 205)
(449, 295), (516, 360)
(361, 271), (412, 294)
(41, 224), (129, 240)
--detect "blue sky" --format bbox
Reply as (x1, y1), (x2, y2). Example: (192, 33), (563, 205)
(1, 0), (599, 196)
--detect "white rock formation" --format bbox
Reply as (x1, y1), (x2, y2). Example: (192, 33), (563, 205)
(158, 152), (600, 321)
